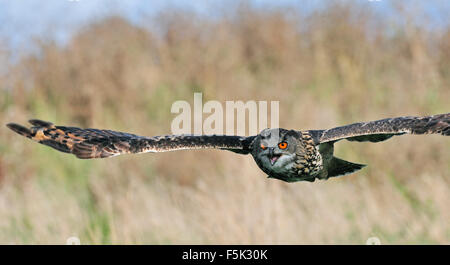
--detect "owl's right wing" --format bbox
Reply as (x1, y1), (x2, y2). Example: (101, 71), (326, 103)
(6, 119), (255, 159)
(311, 113), (449, 144)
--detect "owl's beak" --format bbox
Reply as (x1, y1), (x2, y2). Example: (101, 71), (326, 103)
(268, 148), (281, 165)
(270, 155), (280, 165)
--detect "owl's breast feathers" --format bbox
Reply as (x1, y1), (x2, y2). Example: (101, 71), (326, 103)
(293, 131), (323, 177)
(262, 130), (324, 182)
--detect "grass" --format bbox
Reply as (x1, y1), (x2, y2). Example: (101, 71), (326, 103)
(0, 2), (449, 244)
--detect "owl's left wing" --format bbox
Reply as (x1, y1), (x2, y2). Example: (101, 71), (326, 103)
(311, 113), (449, 144)
(6, 119), (255, 159)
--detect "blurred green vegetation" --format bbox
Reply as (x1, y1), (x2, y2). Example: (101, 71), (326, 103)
(0, 3), (449, 244)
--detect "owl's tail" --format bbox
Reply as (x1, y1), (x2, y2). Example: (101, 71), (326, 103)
(326, 157), (366, 178)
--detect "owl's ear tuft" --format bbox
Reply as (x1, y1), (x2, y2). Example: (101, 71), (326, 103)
(285, 130), (301, 138)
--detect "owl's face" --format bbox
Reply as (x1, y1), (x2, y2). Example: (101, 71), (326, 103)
(252, 128), (299, 177)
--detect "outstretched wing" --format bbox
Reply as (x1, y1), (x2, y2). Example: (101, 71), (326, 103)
(6, 119), (255, 159)
(312, 113), (449, 144)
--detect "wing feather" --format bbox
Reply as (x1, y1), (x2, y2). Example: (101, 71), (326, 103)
(314, 113), (449, 144)
(7, 119), (254, 159)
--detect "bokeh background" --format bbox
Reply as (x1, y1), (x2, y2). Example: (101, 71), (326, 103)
(0, 0), (449, 244)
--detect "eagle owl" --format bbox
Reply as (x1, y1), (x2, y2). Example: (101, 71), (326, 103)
(6, 113), (449, 182)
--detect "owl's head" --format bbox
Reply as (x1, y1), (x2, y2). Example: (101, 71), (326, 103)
(252, 128), (299, 176)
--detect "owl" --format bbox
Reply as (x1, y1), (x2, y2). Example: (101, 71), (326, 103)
(6, 113), (449, 182)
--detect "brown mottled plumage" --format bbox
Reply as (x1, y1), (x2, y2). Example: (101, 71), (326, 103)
(6, 120), (251, 159)
(6, 113), (449, 182)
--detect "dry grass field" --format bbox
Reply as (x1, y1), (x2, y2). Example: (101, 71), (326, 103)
(0, 3), (449, 244)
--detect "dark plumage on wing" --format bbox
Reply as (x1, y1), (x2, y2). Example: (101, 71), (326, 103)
(6, 119), (250, 159)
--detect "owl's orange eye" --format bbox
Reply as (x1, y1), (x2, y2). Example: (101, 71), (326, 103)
(260, 143), (267, 150)
(278, 142), (288, 149)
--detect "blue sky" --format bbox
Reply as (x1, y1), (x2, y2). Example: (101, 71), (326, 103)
(0, 0), (449, 53)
